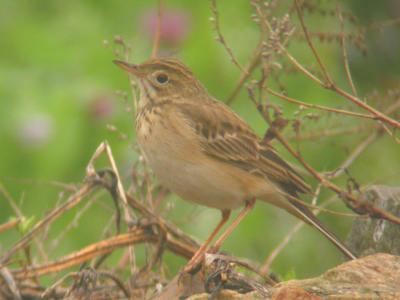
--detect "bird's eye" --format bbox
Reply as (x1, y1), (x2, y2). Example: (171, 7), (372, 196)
(155, 73), (169, 84)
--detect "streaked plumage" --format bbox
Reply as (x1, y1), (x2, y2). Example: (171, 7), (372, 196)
(114, 57), (356, 262)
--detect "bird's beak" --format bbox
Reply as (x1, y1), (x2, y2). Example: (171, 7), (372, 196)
(113, 60), (144, 77)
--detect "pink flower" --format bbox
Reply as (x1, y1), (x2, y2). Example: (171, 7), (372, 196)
(140, 8), (191, 46)
(17, 114), (53, 148)
(87, 96), (115, 121)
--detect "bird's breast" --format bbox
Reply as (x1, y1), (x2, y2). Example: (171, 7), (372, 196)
(135, 105), (198, 164)
(136, 106), (158, 140)
(134, 105), (278, 210)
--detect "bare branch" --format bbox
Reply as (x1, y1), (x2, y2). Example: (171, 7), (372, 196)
(337, 4), (358, 96)
(267, 88), (376, 120)
(0, 219), (21, 234)
(11, 224), (196, 280)
(247, 87), (400, 226)
(86, 141), (138, 277)
(151, 0), (164, 58)
(295, 0), (333, 85)
(332, 86), (400, 129)
(0, 183), (95, 266)
(326, 131), (381, 179)
(226, 42), (263, 105)
(254, 0), (400, 131)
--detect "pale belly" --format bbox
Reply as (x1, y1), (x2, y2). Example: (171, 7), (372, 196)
(136, 118), (268, 210)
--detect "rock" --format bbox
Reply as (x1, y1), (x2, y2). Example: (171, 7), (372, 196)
(187, 290), (264, 300)
(155, 253), (400, 299)
(347, 185), (400, 256)
(277, 253), (400, 299)
(271, 286), (322, 300)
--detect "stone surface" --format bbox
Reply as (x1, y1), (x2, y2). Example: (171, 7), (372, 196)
(347, 185), (400, 256)
(278, 253), (400, 299)
(153, 253), (400, 299)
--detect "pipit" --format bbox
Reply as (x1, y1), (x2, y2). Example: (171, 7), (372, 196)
(114, 57), (356, 271)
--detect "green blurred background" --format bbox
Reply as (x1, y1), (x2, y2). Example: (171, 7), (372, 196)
(1, 0), (399, 280)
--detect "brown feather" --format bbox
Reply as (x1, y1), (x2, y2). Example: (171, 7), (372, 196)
(177, 99), (311, 196)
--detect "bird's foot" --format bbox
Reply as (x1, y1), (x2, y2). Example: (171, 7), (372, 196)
(207, 245), (220, 254)
(181, 247), (222, 275)
(181, 254), (204, 275)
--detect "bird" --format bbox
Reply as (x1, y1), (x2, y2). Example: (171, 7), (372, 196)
(114, 57), (356, 271)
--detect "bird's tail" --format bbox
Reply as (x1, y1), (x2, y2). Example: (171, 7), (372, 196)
(286, 197), (357, 260)
(260, 192), (356, 260)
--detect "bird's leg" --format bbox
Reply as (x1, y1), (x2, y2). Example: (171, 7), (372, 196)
(182, 209), (231, 273)
(210, 198), (256, 253)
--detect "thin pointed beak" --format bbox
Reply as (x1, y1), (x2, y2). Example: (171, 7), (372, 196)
(113, 60), (143, 77)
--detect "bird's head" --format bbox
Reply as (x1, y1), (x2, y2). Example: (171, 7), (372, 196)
(114, 57), (206, 102)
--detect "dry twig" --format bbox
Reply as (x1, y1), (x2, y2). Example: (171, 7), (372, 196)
(151, 0), (164, 58)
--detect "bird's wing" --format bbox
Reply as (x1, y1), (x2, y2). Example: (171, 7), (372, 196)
(177, 99), (311, 195)
(178, 100), (356, 260)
